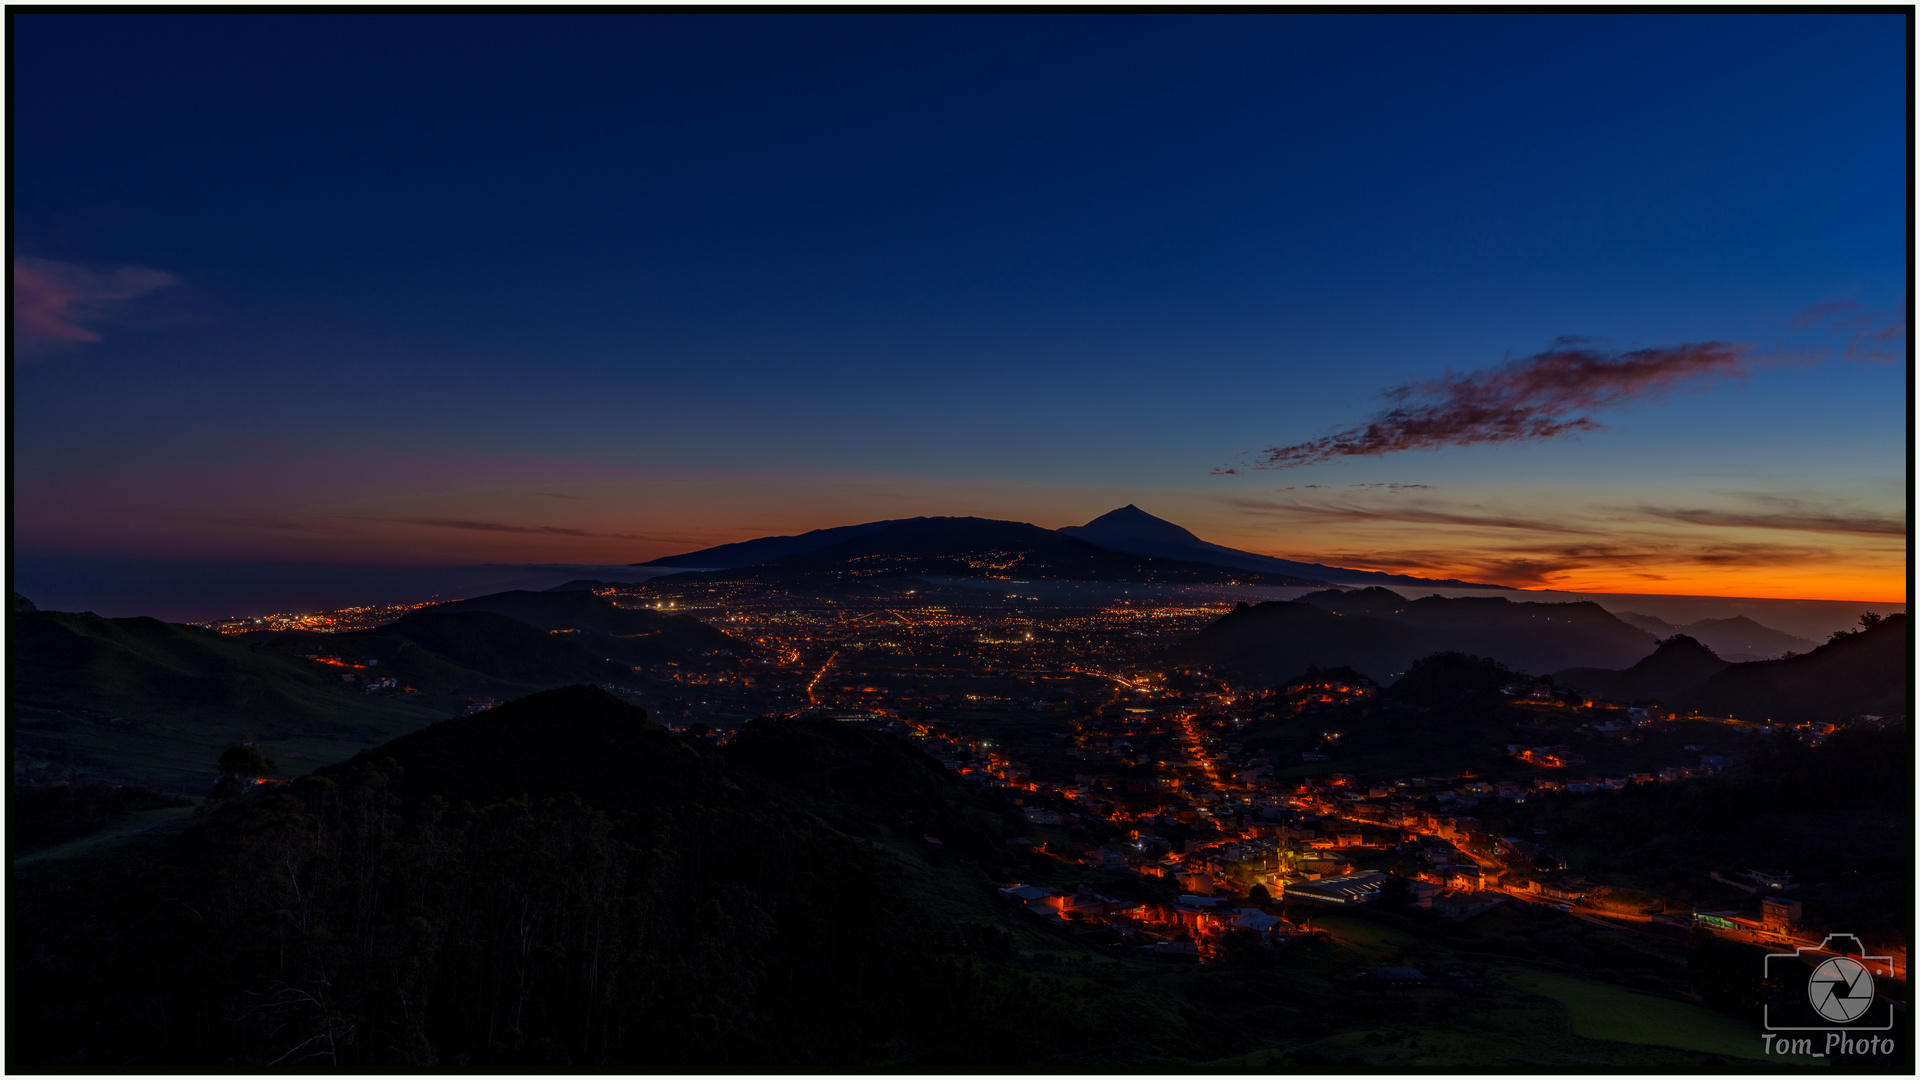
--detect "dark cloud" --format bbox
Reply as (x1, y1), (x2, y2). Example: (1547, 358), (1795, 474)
(394, 519), (669, 542)
(14, 257), (181, 353)
(1791, 300), (1905, 362)
(1240, 341), (1750, 469)
(1226, 496), (1589, 534)
(1632, 497), (1905, 537)
(1293, 538), (1832, 590)
(409, 519), (596, 536)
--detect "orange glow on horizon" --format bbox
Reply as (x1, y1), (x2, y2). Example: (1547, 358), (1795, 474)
(1274, 550), (1907, 606)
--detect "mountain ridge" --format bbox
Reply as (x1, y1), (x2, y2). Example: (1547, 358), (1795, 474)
(1060, 504), (1508, 589)
(639, 505), (1503, 589)
(643, 515), (1327, 588)
(1170, 587), (1658, 682)
(1612, 611), (1817, 659)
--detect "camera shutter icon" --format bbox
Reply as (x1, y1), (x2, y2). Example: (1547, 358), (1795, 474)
(1808, 956), (1874, 1023)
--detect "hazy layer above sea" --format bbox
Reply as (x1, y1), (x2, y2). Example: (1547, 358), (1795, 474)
(12, 556), (1902, 642)
(11, 558), (682, 623)
(913, 577), (1905, 643)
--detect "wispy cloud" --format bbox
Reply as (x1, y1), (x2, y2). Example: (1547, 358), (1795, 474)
(1231, 341), (1751, 470)
(1227, 496), (1591, 534)
(380, 518), (683, 541)
(390, 518), (674, 542)
(1631, 495), (1906, 537)
(14, 257), (180, 353)
(1791, 299), (1905, 363)
(1293, 538), (1834, 590)
(410, 519), (599, 536)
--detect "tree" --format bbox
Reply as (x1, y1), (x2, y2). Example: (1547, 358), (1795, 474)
(219, 744), (277, 780)
(1859, 611), (1884, 629)
(213, 745), (277, 799)
(1375, 876), (1414, 911)
(1247, 883), (1273, 906)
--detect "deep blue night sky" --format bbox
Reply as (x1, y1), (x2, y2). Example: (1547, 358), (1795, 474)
(13, 13), (1907, 615)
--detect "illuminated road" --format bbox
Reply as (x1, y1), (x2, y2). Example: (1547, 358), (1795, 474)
(806, 651), (840, 705)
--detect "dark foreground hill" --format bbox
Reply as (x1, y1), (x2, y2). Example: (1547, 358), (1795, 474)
(315, 683), (708, 809)
(649, 516), (1324, 588)
(12, 685), (1820, 1070)
(1170, 588), (1657, 682)
(8, 687), (1087, 1069)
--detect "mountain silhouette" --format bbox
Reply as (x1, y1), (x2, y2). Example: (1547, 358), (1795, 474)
(1612, 611), (1816, 658)
(1060, 505), (1508, 589)
(1171, 587), (1657, 682)
(428, 588), (749, 663)
(1553, 634), (1732, 704)
(647, 515), (1326, 587)
(638, 519), (908, 568)
(639, 505), (1504, 588)
(1678, 614), (1908, 723)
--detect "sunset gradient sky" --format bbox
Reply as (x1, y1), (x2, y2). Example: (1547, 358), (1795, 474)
(14, 13), (1907, 608)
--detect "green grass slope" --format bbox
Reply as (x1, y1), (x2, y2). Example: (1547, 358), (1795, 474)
(12, 610), (443, 788)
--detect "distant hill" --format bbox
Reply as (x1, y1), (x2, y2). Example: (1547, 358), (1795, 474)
(1059, 505), (1508, 589)
(639, 519), (908, 568)
(1611, 611), (1816, 659)
(1553, 635), (1733, 705)
(264, 609), (637, 688)
(647, 515), (1325, 587)
(1170, 587), (1657, 682)
(545, 578), (621, 592)
(640, 505), (1507, 588)
(10, 599), (709, 790)
(426, 588), (750, 664)
(12, 609), (441, 788)
(1548, 615), (1910, 723)
(1678, 614), (1909, 724)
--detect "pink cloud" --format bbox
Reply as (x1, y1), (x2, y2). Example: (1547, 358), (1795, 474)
(1241, 341), (1751, 469)
(1790, 299), (1905, 363)
(13, 257), (180, 353)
